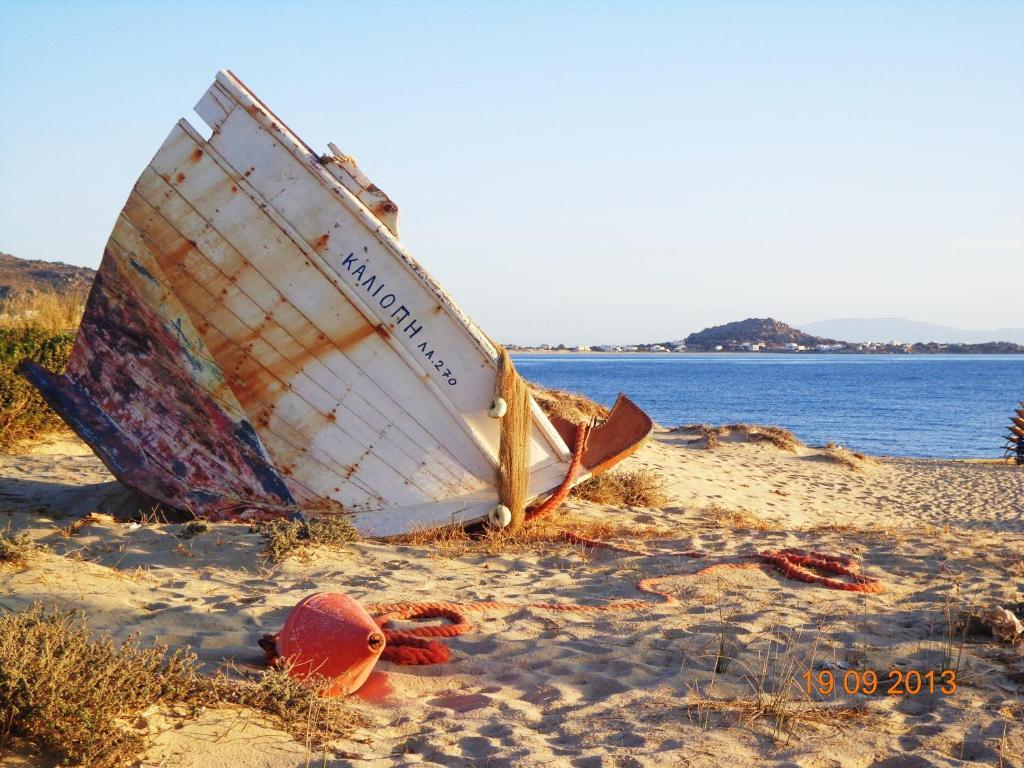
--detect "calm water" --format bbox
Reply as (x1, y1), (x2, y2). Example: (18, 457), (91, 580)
(513, 354), (1024, 459)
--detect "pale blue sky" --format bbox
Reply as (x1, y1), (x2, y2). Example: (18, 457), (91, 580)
(1, 1), (1020, 344)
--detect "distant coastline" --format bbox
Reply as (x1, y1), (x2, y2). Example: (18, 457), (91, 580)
(509, 348), (1024, 355)
(507, 317), (1024, 355)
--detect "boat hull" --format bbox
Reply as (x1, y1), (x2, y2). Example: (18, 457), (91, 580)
(20, 71), (652, 534)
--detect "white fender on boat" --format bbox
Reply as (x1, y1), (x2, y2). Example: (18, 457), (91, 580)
(488, 398), (508, 419)
(489, 504), (512, 528)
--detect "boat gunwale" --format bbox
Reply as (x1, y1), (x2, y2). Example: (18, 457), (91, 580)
(206, 70), (573, 467)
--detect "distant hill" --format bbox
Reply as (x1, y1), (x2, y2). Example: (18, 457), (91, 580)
(802, 317), (1024, 345)
(0, 252), (95, 301)
(684, 318), (837, 351)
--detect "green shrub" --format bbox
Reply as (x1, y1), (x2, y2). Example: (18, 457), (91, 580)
(0, 327), (74, 451)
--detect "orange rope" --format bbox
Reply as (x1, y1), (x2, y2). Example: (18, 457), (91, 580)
(268, 425), (885, 669)
(368, 546), (883, 665)
(524, 422), (590, 523)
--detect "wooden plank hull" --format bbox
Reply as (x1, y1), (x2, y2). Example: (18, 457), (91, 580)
(21, 71), (652, 535)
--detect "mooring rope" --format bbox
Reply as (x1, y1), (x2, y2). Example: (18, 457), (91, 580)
(370, 414), (883, 666)
(366, 546), (883, 665)
(267, 357), (885, 669)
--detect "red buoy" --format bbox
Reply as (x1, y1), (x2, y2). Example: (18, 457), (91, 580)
(274, 592), (385, 696)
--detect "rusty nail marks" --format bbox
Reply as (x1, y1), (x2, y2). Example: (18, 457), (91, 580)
(313, 233), (330, 252)
(189, 148), (204, 163)
(175, 172), (186, 184)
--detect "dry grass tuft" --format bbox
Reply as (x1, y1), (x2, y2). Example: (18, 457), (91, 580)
(390, 514), (671, 559)
(675, 423), (803, 452)
(822, 442), (878, 470)
(528, 384), (610, 424)
(734, 424), (803, 452)
(180, 519), (210, 539)
(570, 468), (668, 507)
(0, 528), (42, 568)
(674, 424), (723, 449)
(0, 605), (364, 768)
(701, 502), (777, 531)
(681, 696), (875, 736)
(252, 515), (360, 563)
(0, 605), (202, 767)
(684, 625), (880, 744)
(211, 660), (366, 746)
(801, 521), (901, 542)
(0, 289), (85, 333)
(390, 522), (473, 555)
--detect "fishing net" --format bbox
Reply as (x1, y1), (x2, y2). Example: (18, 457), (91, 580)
(493, 342), (532, 529)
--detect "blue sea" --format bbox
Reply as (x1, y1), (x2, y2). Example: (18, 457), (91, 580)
(513, 354), (1024, 459)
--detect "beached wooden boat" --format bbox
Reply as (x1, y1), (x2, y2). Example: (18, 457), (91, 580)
(20, 71), (651, 536)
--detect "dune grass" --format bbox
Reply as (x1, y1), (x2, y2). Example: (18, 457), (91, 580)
(822, 442), (878, 470)
(570, 468), (668, 507)
(390, 513), (672, 559)
(677, 423), (804, 452)
(528, 383), (610, 424)
(701, 502), (777, 531)
(0, 605), (364, 768)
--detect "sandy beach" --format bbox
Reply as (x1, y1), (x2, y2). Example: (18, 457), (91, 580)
(2, 428), (1022, 767)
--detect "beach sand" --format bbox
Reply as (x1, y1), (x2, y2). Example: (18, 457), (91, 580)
(1, 429), (1022, 767)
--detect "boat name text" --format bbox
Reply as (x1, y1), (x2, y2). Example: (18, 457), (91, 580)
(339, 253), (457, 386)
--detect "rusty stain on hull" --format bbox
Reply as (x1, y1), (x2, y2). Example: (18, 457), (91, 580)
(20, 71), (653, 535)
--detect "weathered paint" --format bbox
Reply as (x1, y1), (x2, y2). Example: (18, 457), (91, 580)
(22, 71), (652, 534)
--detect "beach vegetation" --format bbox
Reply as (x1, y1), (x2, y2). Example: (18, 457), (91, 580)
(741, 424), (803, 452)
(676, 423), (804, 452)
(390, 513), (672, 558)
(701, 502), (776, 531)
(253, 515), (360, 563)
(0, 605), (364, 768)
(684, 622), (877, 744)
(180, 519), (210, 539)
(0, 288), (85, 334)
(822, 442), (878, 470)
(0, 527), (42, 568)
(0, 326), (74, 451)
(529, 383), (610, 424)
(570, 468), (668, 507)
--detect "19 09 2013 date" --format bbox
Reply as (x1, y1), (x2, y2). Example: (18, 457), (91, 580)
(802, 668), (957, 696)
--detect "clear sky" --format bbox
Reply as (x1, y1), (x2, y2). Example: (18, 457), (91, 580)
(1, 1), (1021, 345)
